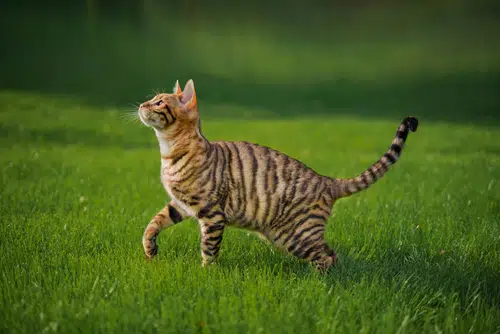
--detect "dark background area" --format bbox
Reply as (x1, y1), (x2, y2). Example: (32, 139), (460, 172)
(1, 0), (499, 124)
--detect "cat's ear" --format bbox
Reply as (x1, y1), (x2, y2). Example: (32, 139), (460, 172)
(173, 80), (182, 95)
(180, 79), (197, 110)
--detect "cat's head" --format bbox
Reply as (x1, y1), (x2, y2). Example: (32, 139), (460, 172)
(138, 79), (199, 131)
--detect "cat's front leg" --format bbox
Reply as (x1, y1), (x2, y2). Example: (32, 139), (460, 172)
(197, 204), (227, 267)
(143, 202), (186, 260)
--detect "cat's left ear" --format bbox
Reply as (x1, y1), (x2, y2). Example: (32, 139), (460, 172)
(173, 80), (182, 95)
(180, 79), (197, 111)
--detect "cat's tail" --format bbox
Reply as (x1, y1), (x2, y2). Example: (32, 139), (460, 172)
(334, 116), (418, 198)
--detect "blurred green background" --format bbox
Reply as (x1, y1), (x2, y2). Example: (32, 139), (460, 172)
(2, 2), (500, 333)
(1, 0), (499, 124)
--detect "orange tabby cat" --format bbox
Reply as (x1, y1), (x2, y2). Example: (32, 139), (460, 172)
(138, 80), (418, 271)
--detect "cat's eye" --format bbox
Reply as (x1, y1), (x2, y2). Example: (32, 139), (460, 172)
(154, 100), (163, 106)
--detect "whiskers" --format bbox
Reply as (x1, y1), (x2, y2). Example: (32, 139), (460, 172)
(118, 103), (143, 125)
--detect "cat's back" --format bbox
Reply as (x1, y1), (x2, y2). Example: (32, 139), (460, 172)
(214, 140), (319, 182)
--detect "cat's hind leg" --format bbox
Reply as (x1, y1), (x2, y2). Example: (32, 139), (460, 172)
(271, 214), (337, 272)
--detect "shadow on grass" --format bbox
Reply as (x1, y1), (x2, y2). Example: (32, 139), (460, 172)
(189, 71), (500, 126)
(216, 243), (500, 311)
(336, 251), (499, 308)
(2, 1), (499, 126)
(4, 71), (499, 126)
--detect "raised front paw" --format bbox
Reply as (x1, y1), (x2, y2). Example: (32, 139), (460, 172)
(143, 234), (159, 261)
(144, 244), (158, 261)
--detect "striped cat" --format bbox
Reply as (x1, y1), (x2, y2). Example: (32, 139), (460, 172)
(138, 79), (418, 271)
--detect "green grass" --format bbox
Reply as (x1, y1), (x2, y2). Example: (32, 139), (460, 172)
(1, 91), (499, 333)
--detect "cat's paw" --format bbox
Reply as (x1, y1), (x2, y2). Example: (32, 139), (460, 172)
(201, 259), (217, 268)
(144, 245), (158, 261)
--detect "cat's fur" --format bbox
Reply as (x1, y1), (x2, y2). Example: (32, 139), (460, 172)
(138, 80), (418, 270)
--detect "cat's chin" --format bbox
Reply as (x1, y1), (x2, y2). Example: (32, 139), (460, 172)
(138, 112), (154, 128)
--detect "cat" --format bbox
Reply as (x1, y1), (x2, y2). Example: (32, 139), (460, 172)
(138, 79), (418, 271)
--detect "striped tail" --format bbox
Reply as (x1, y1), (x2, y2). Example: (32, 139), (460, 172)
(336, 116), (419, 198)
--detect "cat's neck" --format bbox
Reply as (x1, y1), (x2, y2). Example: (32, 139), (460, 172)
(154, 126), (209, 161)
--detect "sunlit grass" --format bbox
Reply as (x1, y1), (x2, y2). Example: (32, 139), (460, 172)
(1, 92), (499, 333)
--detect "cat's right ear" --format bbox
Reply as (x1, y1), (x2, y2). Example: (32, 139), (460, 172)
(173, 80), (182, 95)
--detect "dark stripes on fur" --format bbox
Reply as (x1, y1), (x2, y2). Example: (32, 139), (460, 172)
(168, 205), (183, 223)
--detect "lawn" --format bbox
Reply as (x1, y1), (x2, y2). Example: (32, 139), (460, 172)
(0, 91), (499, 333)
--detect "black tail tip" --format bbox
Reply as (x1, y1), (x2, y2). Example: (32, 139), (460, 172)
(404, 116), (419, 132)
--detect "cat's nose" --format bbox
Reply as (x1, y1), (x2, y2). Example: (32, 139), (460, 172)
(139, 103), (144, 109)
